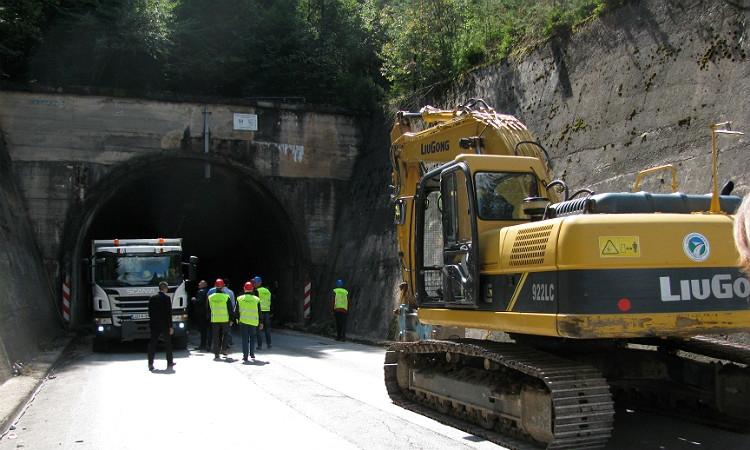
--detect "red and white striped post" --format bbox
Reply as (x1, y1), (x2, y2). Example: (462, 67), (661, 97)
(61, 274), (71, 323)
(303, 280), (311, 320)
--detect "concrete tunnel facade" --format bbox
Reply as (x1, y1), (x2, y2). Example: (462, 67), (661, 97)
(0, 91), (363, 335)
(61, 154), (307, 327)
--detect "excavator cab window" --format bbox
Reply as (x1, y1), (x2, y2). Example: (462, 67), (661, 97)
(421, 189), (444, 299)
(475, 172), (539, 221)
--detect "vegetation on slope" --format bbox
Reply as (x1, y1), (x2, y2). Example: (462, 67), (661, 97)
(0, 0), (624, 107)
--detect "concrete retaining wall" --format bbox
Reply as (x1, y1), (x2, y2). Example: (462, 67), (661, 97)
(415, 0), (750, 195)
(0, 132), (60, 383)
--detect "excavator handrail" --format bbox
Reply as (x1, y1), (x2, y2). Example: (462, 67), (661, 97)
(632, 164), (679, 193)
(514, 140), (553, 170)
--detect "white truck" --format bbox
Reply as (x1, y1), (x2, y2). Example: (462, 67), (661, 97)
(90, 238), (197, 351)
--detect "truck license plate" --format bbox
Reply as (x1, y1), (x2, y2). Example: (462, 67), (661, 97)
(131, 313), (148, 320)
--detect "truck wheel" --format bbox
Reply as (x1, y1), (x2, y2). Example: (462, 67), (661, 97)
(92, 337), (109, 353)
(173, 336), (188, 350)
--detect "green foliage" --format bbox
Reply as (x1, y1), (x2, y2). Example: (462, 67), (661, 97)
(163, 0), (384, 106)
(0, 0), (61, 79)
(1, 0), (624, 106)
(28, 0), (174, 90)
(377, 0), (615, 98)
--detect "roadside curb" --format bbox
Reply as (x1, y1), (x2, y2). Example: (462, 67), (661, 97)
(0, 334), (76, 439)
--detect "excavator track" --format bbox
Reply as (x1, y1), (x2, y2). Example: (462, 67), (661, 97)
(384, 339), (614, 449)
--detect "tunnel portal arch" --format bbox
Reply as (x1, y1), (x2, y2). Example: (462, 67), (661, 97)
(61, 154), (308, 329)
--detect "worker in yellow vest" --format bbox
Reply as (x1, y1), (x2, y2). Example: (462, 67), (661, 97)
(254, 276), (272, 350)
(332, 279), (349, 341)
(237, 281), (263, 362)
(208, 278), (234, 360)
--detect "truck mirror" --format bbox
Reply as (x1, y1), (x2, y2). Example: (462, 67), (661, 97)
(188, 256), (198, 281)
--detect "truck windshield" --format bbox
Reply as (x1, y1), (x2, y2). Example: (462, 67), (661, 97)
(94, 253), (182, 287)
(475, 172), (538, 220)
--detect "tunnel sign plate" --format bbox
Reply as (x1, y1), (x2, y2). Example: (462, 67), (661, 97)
(598, 236), (640, 257)
(233, 113), (258, 131)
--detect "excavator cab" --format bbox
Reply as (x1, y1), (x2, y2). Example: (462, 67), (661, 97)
(415, 161), (479, 307)
(413, 155), (549, 308)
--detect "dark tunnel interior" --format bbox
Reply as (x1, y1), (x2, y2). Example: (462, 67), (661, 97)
(80, 159), (300, 325)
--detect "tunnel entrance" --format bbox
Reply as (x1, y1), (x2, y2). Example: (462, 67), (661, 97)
(67, 157), (303, 329)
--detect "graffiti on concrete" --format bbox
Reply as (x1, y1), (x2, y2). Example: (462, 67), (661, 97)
(255, 141), (305, 162)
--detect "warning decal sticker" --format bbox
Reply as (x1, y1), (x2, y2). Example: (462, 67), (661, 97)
(598, 236), (641, 257)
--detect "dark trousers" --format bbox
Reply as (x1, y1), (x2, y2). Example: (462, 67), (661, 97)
(211, 322), (230, 357)
(194, 318), (208, 349)
(240, 323), (258, 360)
(256, 312), (272, 348)
(148, 327), (173, 367)
(334, 311), (347, 340)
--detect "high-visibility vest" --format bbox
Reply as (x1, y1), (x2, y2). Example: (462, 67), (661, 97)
(209, 292), (230, 323)
(333, 288), (349, 311)
(237, 294), (260, 326)
(257, 287), (272, 312)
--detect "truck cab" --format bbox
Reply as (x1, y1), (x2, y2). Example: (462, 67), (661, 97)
(90, 238), (197, 351)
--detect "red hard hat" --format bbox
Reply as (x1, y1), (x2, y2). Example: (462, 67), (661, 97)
(215, 278), (225, 288)
(244, 281), (254, 292)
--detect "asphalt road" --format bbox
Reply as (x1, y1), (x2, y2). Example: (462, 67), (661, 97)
(1, 330), (748, 450)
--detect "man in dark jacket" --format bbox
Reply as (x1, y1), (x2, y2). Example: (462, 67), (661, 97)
(191, 280), (209, 350)
(147, 281), (174, 371)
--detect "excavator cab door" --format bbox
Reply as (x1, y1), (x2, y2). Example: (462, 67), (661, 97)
(415, 163), (479, 307)
(439, 164), (479, 306)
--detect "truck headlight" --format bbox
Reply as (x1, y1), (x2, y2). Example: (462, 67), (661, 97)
(97, 326), (105, 333)
(172, 315), (188, 321)
(94, 318), (113, 325)
(178, 323), (185, 329)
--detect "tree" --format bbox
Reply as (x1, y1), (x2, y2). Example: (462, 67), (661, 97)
(0, 0), (60, 80)
(27, 0), (173, 90)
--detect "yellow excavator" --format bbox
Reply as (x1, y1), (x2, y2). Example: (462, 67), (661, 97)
(384, 98), (750, 449)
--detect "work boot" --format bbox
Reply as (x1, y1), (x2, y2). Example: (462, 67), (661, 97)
(148, 365), (154, 371)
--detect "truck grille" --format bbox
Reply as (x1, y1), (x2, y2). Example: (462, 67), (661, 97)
(113, 295), (150, 310)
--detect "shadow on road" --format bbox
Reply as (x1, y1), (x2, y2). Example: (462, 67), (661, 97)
(52, 335), (191, 374)
(607, 408), (749, 450)
(243, 359), (268, 366)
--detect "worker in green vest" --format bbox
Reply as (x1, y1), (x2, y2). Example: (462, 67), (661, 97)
(208, 278), (234, 360)
(333, 279), (349, 341)
(237, 281), (263, 362)
(254, 276), (272, 350)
